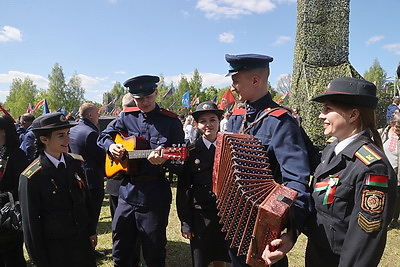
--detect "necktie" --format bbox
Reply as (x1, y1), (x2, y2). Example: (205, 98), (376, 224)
(209, 144), (216, 154)
(58, 162), (65, 171)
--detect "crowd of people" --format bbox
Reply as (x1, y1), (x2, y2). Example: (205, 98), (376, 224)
(0, 53), (397, 267)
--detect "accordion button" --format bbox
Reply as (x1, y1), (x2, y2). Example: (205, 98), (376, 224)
(194, 159), (200, 164)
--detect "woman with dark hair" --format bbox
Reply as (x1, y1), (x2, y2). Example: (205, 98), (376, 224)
(302, 77), (397, 266)
(177, 101), (230, 267)
(18, 112), (96, 267)
(0, 115), (29, 266)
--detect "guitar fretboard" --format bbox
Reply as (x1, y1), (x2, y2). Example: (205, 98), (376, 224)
(127, 150), (154, 159)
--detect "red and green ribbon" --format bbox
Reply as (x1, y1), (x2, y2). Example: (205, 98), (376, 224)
(314, 175), (339, 205)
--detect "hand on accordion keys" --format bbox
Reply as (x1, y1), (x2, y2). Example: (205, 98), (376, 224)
(261, 232), (295, 266)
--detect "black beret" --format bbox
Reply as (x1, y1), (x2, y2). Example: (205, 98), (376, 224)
(32, 112), (77, 134)
(225, 53), (273, 76)
(123, 75), (160, 98)
(191, 101), (224, 121)
(311, 77), (378, 109)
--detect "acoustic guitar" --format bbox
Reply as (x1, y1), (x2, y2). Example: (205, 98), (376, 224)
(105, 133), (188, 178)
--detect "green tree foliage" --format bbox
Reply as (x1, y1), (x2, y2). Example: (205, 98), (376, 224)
(47, 63), (67, 112)
(5, 77), (37, 118)
(363, 59), (387, 90)
(203, 86), (219, 102)
(65, 72), (85, 112)
(290, 0), (361, 147)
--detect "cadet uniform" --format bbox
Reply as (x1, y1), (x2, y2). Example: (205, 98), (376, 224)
(177, 102), (230, 267)
(304, 77), (397, 266)
(19, 112), (96, 267)
(225, 54), (312, 267)
(97, 75), (184, 267)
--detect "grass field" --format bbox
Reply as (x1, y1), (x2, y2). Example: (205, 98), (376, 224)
(26, 181), (400, 266)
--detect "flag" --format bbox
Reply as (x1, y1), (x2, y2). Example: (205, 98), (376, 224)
(108, 94), (120, 106)
(0, 105), (15, 123)
(26, 103), (34, 114)
(56, 106), (66, 115)
(162, 88), (173, 100)
(182, 91), (190, 108)
(42, 99), (50, 114)
(190, 94), (200, 106)
(277, 92), (290, 104)
(33, 99), (45, 111)
(219, 89), (235, 110)
(211, 95), (217, 103)
(169, 102), (177, 109)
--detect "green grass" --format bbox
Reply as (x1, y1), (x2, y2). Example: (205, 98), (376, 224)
(25, 181), (400, 266)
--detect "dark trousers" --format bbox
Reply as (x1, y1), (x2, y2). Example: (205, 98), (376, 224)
(89, 187), (104, 228)
(0, 232), (26, 267)
(45, 231), (96, 267)
(112, 198), (170, 267)
(228, 246), (288, 267)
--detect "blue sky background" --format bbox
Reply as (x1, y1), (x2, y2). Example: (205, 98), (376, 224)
(1, 0), (399, 104)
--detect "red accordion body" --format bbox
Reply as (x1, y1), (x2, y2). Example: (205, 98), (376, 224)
(212, 133), (298, 266)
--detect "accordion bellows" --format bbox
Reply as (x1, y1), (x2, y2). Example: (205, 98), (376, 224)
(212, 133), (298, 266)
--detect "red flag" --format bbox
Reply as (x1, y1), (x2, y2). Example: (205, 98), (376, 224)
(33, 99), (45, 111)
(277, 92), (290, 104)
(26, 103), (34, 114)
(219, 90), (235, 110)
(0, 105), (15, 123)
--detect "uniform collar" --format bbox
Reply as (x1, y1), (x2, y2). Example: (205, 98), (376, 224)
(334, 131), (364, 155)
(202, 136), (216, 149)
(44, 151), (66, 168)
(245, 92), (277, 113)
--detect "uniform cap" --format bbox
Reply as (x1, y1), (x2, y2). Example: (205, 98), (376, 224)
(191, 101), (224, 121)
(123, 75), (160, 98)
(311, 77), (378, 109)
(225, 54), (273, 76)
(32, 112), (77, 133)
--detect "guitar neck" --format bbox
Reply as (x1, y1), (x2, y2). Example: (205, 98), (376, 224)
(126, 150), (155, 160)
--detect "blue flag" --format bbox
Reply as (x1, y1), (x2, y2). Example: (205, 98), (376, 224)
(182, 91), (190, 108)
(42, 99), (50, 115)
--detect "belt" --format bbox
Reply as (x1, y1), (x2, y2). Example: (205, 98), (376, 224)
(130, 174), (163, 183)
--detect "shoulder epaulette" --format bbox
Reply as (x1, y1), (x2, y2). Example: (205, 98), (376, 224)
(68, 153), (84, 162)
(21, 159), (41, 179)
(326, 137), (336, 143)
(232, 108), (246, 115)
(187, 143), (196, 151)
(158, 108), (178, 118)
(355, 145), (382, 166)
(263, 107), (288, 117)
(123, 107), (140, 113)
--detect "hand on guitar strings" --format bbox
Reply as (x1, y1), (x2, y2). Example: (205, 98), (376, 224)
(148, 146), (166, 165)
(109, 143), (126, 160)
(261, 232), (295, 266)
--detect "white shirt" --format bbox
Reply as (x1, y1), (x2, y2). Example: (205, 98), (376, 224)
(334, 131), (364, 155)
(202, 136), (216, 149)
(44, 151), (66, 168)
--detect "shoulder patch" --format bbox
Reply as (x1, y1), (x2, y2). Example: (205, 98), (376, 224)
(158, 108), (178, 118)
(326, 137), (336, 143)
(123, 107), (140, 113)
(355, 145), (382, 165)
(68, 153), (84, 162)
(21, 159), (41, 179)
(263, 107), (288, 117)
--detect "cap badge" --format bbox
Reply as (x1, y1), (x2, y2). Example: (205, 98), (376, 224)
(59, 115), (67, 122)
(202, 104), (211, 110)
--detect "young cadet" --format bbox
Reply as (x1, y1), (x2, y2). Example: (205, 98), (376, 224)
(19, 112), (97, 267)
(177, 101), (230, 267)
(224, 53), (313, 266)
(97, 75), (184, 267)
(303, 77), (397, 266)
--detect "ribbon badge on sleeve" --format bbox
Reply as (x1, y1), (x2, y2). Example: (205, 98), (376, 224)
(314, 175), (339, 205)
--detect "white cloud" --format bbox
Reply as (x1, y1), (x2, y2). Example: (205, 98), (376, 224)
(196, 0), (276, 19)
(273, 35), (291, 46)
(164, 72), (230, 88)
(181, 10), (191, 18)
(219, 32), (235, 43)
(114, 71), (126, 74)
(366, 35), (384, 46)
(0, 71), (48, 88)
(0, 26), (22, 42)
(383, 43), (400, 55)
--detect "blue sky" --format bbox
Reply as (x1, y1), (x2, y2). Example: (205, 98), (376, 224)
(1, 0), (399, 104)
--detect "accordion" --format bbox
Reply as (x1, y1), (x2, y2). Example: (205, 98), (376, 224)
(212, 133), (298, 266)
